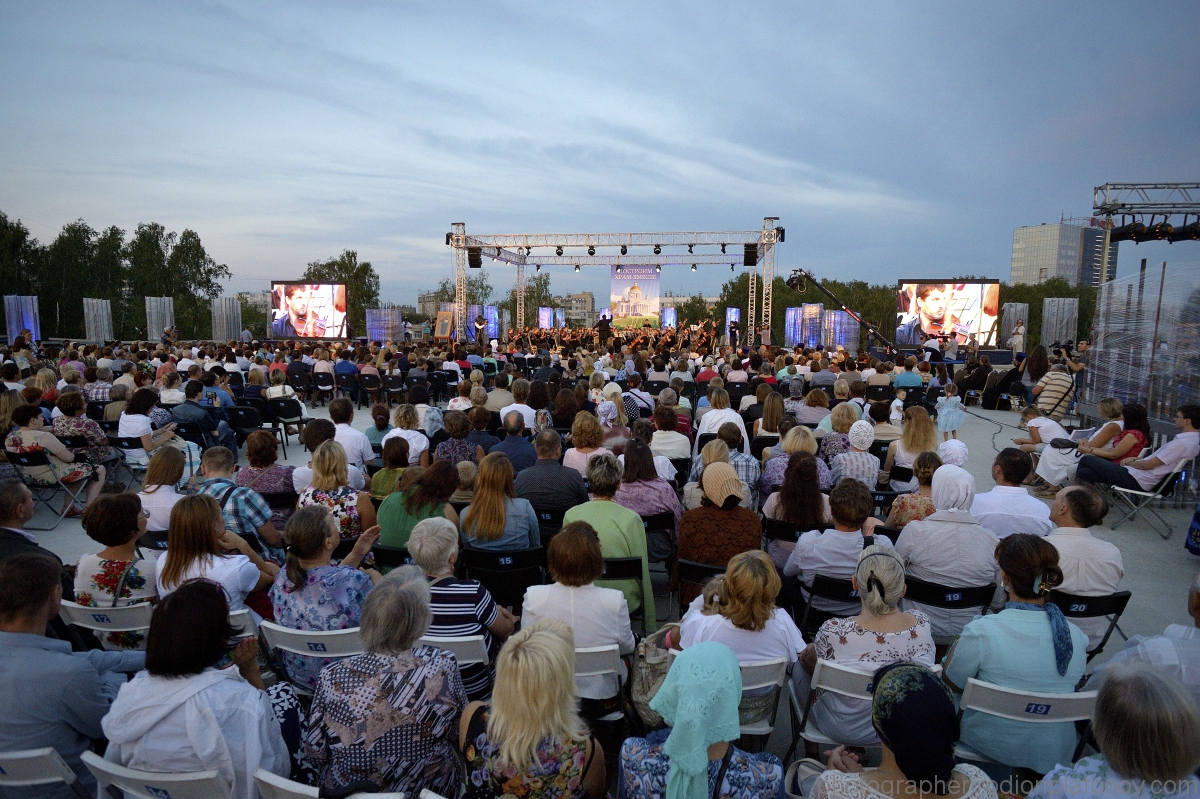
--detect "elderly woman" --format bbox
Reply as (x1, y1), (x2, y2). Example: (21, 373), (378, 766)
(458, 620), (606, 798)
(597, 396), (632, 455)
(564, 410), (613, 477)
(76, 494), (157, 650)
(883, 450), (941, 528)
(675, 462), (761, 605)
(103, 383), (131, 421)
(812, 664), (996, 799)
(297, 441), (378, 543)
(1028, 663), (1200, 799)
(943, 533), (1088, 774)
(816, 402), (858, 466)
(614, 440), (682, 556)
(1032, 396), (1126, 498)
(793, 545), (936, 745)
(682, 438), (734, 510)
(305, 565), (467, 797)
(460, 452), (540, 551)
(52, 389), (116, 465)
(378, 459), (460, 548)
(619, 641), (784, 799)
(236, 430), (297, 529)
(761, 425), (831, 494)
(830, 420), (879, 488)
(791, 387), (832, 425)
(268, 506), (379, 690)
(434, 409), (485, 465)
(7, 404), (105, 514)
(564, 454), (656, 629)
(382, 403), (431, 466)
(521, 521), (636, 704)
(409, 517), (517, 700)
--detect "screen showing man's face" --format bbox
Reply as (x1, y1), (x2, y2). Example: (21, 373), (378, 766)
(285, 287), (309, 317)
(916, 288), (949, 327)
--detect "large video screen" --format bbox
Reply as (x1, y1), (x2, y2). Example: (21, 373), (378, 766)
(895, 281), (999, 347)
(270, 283), (349, 338)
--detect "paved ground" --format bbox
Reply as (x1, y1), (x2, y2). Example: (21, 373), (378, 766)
(31, 401), (1200, 761)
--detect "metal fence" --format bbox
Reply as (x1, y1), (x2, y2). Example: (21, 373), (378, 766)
(83, 299), (113, 342)
(3, 296), (41, 342)
(210, 297), (242, 342)
(145, 297), (175, 341)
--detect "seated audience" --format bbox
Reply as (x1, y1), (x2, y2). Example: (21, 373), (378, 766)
(409, 517), (516, 700)
(102, 580), (291, 799)
(381, 403), (431, 467)
(1033, 397), (1124, 497)
(449, 460), (478, 505)
(792, 387), (832, 425)
(830, 419), (879, 488)
(1077, 404), (1200, 493)
(615, 439), (683, 556)
(943, 533), (1088, 774)
(938, 438), (970, 467)
(761, 424), (831, 494)
(7, 403), (105, 514)
(817, 402), (858, 466)
(294, 419), (366, 491)
(812, 663), (996, 799)
(882, 450), (940, 529)
(675, 461), (761, 604)
(564, 409), (613, 477)
(599, 386), (632, 454)
(867, 399), (903, 441)
(649, 404), (691, 459)
(136, 447), (186, 534)
(881, 405), (938, 492)
(378, 459), (460, 548)
(970, 448), (1053, 537)
(1046, 485), (1123, 651)
(436, 409), (486, 465)
(75, 493), (157, 650)
(762, 452), (832, 570)
(466, 406), (500, 453)
(490, 410), (537, 473)
(369, 435), (409, 500)
(269, 506), (379, 690)
(514, 429), (590, 523)
(695, 387), (750, 454)
(198, 444), (284, 561)
(365, 402), (393, 447)
(305, 565), (467, 796)
(1013, 405), (1070, 460)
(752, 391), (786, 441)
(564, 454), (656, 626)
(619, 641), (784, 799)
(236, 430), (298, 530)
(297, 440), (378, 542)
(0, 552), (144, 799)
(459, 619), (606, 798)
(460, 452), (541, 551)
(52, 389), (115, 465)
(172, 379), (238, 451)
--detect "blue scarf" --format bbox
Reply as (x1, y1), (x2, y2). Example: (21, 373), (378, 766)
(1006, 600), (1073, 676)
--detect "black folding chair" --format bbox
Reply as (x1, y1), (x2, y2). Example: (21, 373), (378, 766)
(865, 385), (893, 402)
(371, 544), (414, 570)
(108, 436), (150, 490)
(86, 400), (110, 421)
(6, 450), (89, 530)
(310, 372), (335, 406)
(1047, 590), (1132, 661)
(645, 380), (669, 397)
(868, 441), (891, 468)
(173, 422), (210, 452)
(797, 574), (860, 640)
(332, 536), (360, 561)
(669, 458), (692, 488)
(534, 506), (568, 545)
(642, 512), (677, 606)
(428, 371), (450, 403)
(903, 577), (997, 645)
(357, 374), (382, 408)
(460, 547), (545, 610)
(761, 519), (834, 545)
(134, 530), (171, 558)
(696, 432), (718, 452)
(257, 490), (299, 514)
(266, 398), (307, 453)
(227, 405), (285, 457)
(676, 558), (726, 606)
(226, 371), (244, 396)
(750, 436), (777, 461)
(384, 374), (406, 404)
(871, 489), (904, 516)
(901, 387), (926, 408)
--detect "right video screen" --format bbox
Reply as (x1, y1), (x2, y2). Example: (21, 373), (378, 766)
(895, 281), (999, 347)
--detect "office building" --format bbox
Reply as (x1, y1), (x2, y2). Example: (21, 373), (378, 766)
(1010, 217), (1118, 287)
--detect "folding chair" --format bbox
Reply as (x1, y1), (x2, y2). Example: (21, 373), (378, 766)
(870, 489), (904, 517)
(254, 769), (405, 799)
(645, 380), (669, 397)
(332, 536), (360, 561)
(58, 601), (153, 638)
(761, 519), (834, 547)
(575, 644), (624, 722)
(81, 750), (230, 799)
(86, 400), (110, 420)
(1047, 589), (1132, 661)
(865, 385), (893, 402)
(335, 373), (359, 401)
(738, 657), (790, 751)
(0, 747), (91, 798)
(311, 371), (336, 406)
(675, 558), (726, 616)
(867, 440), (891, 468)
(784, 659), (882, 763)
(172, 421), (210, 452)
(259, 622), (365, 693)
(602, 556), (647, 629)
(229, 608), (258, 638)
(750, 436), (777, 461)
(797, 574), (860, 640)
(420, 634), (490, 669)
(228, 405), (286, 457)
(266, 397), (309, 453)
(357, 373), (383, 408)
(902, 578), (997, 646)
(258, 490), (299, 516)
(383, 373), (406, 405)
(459, 547), (545, 610)
(533, 505), (568, 545)
(371, 544), (414, 569)
(6, 450), (90, 530)
(1107, 458), (1189, 539)
(696, 432), (718, 452)
(669, 458), (692, 488)
(135, 530), (170, 558)
(953, 678), (1097, 765)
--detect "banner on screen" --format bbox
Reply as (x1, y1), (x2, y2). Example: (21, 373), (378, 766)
(661, 308), (677, 329)
(725, 308), (740, 342)
(610, 265), (659, 329)
(894, 281), (999, 347)
(270, 283), (348, 338)
(538, 307), (553, 329)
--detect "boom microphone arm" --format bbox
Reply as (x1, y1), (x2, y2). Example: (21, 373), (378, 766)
(785, 268), (896, 351)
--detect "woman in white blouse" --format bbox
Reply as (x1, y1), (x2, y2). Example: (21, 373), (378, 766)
(793, 545), (935, 746)
(521, 521), (636, 701)
(136, 447), (187, 537)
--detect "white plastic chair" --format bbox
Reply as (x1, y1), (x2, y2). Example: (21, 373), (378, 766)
(0, 747), (90, 798)
(420, 791), (452, 799)
(667, 650), (789, 747)
(259, 621), (365, 693)
(253, 768), (406, 798)
(419, 634), (489, 667)
(81, 750), (229, 799)
(575, 644), (623, 722)
(58, 601), (153, 635)
(953, 677), (1097, 764)
(229, 608), (257, 638)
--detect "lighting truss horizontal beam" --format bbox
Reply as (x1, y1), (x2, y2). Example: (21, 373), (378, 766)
(520, 254), (757, 266)
(458, 230), (776, 249)
(1094, 183), (1200, 215)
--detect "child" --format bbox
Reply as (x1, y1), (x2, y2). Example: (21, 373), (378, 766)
(936, 382), (965, 441)
(889, 389), (906, 425)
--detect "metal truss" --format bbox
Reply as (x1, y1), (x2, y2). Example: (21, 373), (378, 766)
(459, 230), (777, 249)
(522, 254), (752, 267)
(1094, 183), (1200, 216)
(451, 223), (467, 339)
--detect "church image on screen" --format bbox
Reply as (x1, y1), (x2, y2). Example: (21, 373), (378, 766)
(270, 283), (349, 339)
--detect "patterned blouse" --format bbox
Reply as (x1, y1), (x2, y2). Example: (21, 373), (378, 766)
(462, 705), (596, 799)
(73, 554), (156, 650)
(889, 491), (935, 527)
(236, 464), (297, 529)
(51, 414), (115, 464)
(298, 485), (363, 538)
(817, 432), (851, 467)
(618, 737), (784, 799)
(304, 646), (467, 797)
(435, 436), (479, 465)
(6, 429), (94, 484)
(268, 565), (373, 690)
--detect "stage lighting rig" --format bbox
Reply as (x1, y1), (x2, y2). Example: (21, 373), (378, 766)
(1169, 218), (1200, 242)
(688, 244), (693, 254)
(620, 245), (627, 255)
(587, 245), (596, 256)
(691, 264), (697, 271)
(556, 246), (563, 256)
(653, 244), (661, 255)
(655, 264), (661, 273)
(574, 265), (580, 272)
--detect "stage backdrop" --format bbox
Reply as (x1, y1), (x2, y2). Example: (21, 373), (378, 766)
(210, 297), (242, 342)
(724, 308), (740, 343)
(484, 306), (499, 340)
(3, 296), (41, 343)
(784, 308), (802, 348)
(466, 304), (482, 342)
(610, 265), (659, 329)
(145, 297), (174, 342)
(555, 308), (566, 328)
(538, 307), (553, 329)
(83, 298), (113, 342)
(801, 304), (825, 348)
(661, 308), (677, 329)
(365, 308), (404, 343)
(823, 310), (860, 349)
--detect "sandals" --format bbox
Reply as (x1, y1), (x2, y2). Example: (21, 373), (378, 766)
(1034, 484), (1060, 498)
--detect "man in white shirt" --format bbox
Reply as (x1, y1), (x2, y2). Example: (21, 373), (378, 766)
(327, 398), (374, 472)
(650, 405), (692, 460)
(499, 378), (537, 431)
(970, 448), (1053, 537)
(1046, 485), (1123, 651)
(1077, 405), (1200, 492)
(784, 480), (894, 615)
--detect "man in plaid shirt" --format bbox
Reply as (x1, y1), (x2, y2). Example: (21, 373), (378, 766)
(84, 367), (114, 402)
(194, 446), (284, 564)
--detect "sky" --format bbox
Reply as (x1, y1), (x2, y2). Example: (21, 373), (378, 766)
(2, 0), (1198, 308)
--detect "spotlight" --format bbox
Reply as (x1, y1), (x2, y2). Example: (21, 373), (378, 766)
(491, 256), (497, 263)
(555, 246), (563, 256)
(655, 264), (661, 273)
(1147, 221), (1174, 240)
(575, 265), (580, 272)
(616, 264), (623, 273)
(721, 243), (726, 254)
(688, 244), (693, 254)
(620, 245), (627, 255)
(743, 244), (758, 267)
(776, 227), (785, 242)
(691, 264), (697, 272)
(536, 265), (541, 272)
(587, 245), (595, 256)
(731, 264), (735, 272)
(1109, 221), (1146, 243)
(653, 244), (661, 255)
(1168, 219), (1200, 242)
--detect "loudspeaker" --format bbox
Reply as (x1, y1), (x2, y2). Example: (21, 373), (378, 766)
(743, 244), (758, 267)
(468, 247), (482, 268)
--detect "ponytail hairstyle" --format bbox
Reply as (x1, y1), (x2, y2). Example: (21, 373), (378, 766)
(856, 545), (906, 615)
(994, 533), (1063, 601)
(283, 505), (336, 592)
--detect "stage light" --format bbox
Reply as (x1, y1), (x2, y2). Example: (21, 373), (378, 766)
(721, 243), (726, 254)
(743, 244), (758, 267)
(691, 264), (697, 272)
(1147, 221), (1174, 240)
(555, 246), (563, 256)
(574, 265), (580, 272)
(776, 227), (785, 242)
(655, 264), (661, 273)
(468, 247), (482, 268)
(1168, 219), (1200, 242)
(730, 264), (735, 272)
(1109, 221), (1147, 243)
(688, 244), (693, 254)
(616, 264), (623, 273)
(653, 244), (661, 255)
(491, 256), (497, 263)
(536, 265), (541, 272)
(620, 245), (627, 255)
(587, 245), (595, 256)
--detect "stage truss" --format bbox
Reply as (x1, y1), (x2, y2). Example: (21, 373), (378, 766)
(1093, 182), (1200, 283)
(447, 218), (782, 339)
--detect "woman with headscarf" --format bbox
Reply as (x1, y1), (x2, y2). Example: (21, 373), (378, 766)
(597, 396), (632, 454)
(894, 465), (1003, 647)
(809, 663), (996, 799)
(618, 641), (785, 799)
(674, 462), (761, 606)
(942, 533), (1088, 775)
(937, 439), (969, 468)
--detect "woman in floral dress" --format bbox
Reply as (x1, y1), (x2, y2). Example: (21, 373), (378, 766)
(433, 410), (485, 465)
(7, 404), (105, 513)
(296, 441), (377, 542)
(75, 494), (157, 649)
(52, 389), (116, 464)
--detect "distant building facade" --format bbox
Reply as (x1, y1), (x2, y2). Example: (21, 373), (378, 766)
(557, 291), (596, 327)
(1011, 217), (1118, 287)
(660, 291), (720, 311)
(417, 292), (441, 318)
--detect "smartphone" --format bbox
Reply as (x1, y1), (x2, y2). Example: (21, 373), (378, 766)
(206, 391), (217, 403)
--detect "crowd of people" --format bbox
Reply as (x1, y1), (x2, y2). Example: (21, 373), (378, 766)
(0, 331), (1197, 799)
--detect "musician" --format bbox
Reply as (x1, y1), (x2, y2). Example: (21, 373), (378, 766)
(473, 314), (487, 343)
(895, 283), (950, 345)
(597, 314), (612, 348)
(727, 318), (741, 348)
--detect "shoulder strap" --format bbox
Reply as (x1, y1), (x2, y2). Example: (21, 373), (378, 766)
(218, 483), (239, 510)
(711, 744), (735, 799)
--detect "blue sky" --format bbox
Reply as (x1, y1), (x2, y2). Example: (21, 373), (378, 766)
(2, 1), (1197, 306)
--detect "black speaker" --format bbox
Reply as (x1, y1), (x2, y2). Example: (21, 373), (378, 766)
(468, 247), (482, 268)
(743, 244), (758, 267)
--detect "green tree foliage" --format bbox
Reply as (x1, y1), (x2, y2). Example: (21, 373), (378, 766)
(237, 293), (269, 338)
(999, 278), (1096, 346)
(167, 230), (231, 340)
(675, 293), (716, 327)
(499, 272), (556, 326)
(118, 224), (230, 339)
(0, 212), (41, 297)
(303, 250), (381, 337)
(429, 269), (495, 307)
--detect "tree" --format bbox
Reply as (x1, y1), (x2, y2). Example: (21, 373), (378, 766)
(237, 293), (269, 338)
(45, 220), (97, 338)
(0, 213), (41, 298)
(499, 271), (555, 327)
(303, 250), (380, 337)
(675, 293), (715, 327)
(168, 230), (231, 339)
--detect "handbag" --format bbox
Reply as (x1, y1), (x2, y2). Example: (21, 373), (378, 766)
(1048, 438), (1079, 450)
(630, 622), (679, 728)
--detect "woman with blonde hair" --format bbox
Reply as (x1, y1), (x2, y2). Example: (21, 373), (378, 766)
(460, 452), (540, 551)
(264, 368), (295, 400)
(33, 368), (58, 403)
(155, 494), (277, 614)
(794, 545), (935, 745)
(587, 371), (606, 406)
(883, 405), (939, 491)
(242, 366), (266, 399)
(136, 446), (187, 534)
(817, 401), (859, 466)
(458, 619), (606, 799)
(760, 423), (829, 493)
(381, 403), (430, 466)
(297, 440), (377, 541)
(1033, 396), (1124, 497)
(564, 410), (613, 476)
(0, 388), (22, 435)
(752, 391), (785, 440)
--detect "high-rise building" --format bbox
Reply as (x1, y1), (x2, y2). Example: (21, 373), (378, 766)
(1010, 217), (1118, 287)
